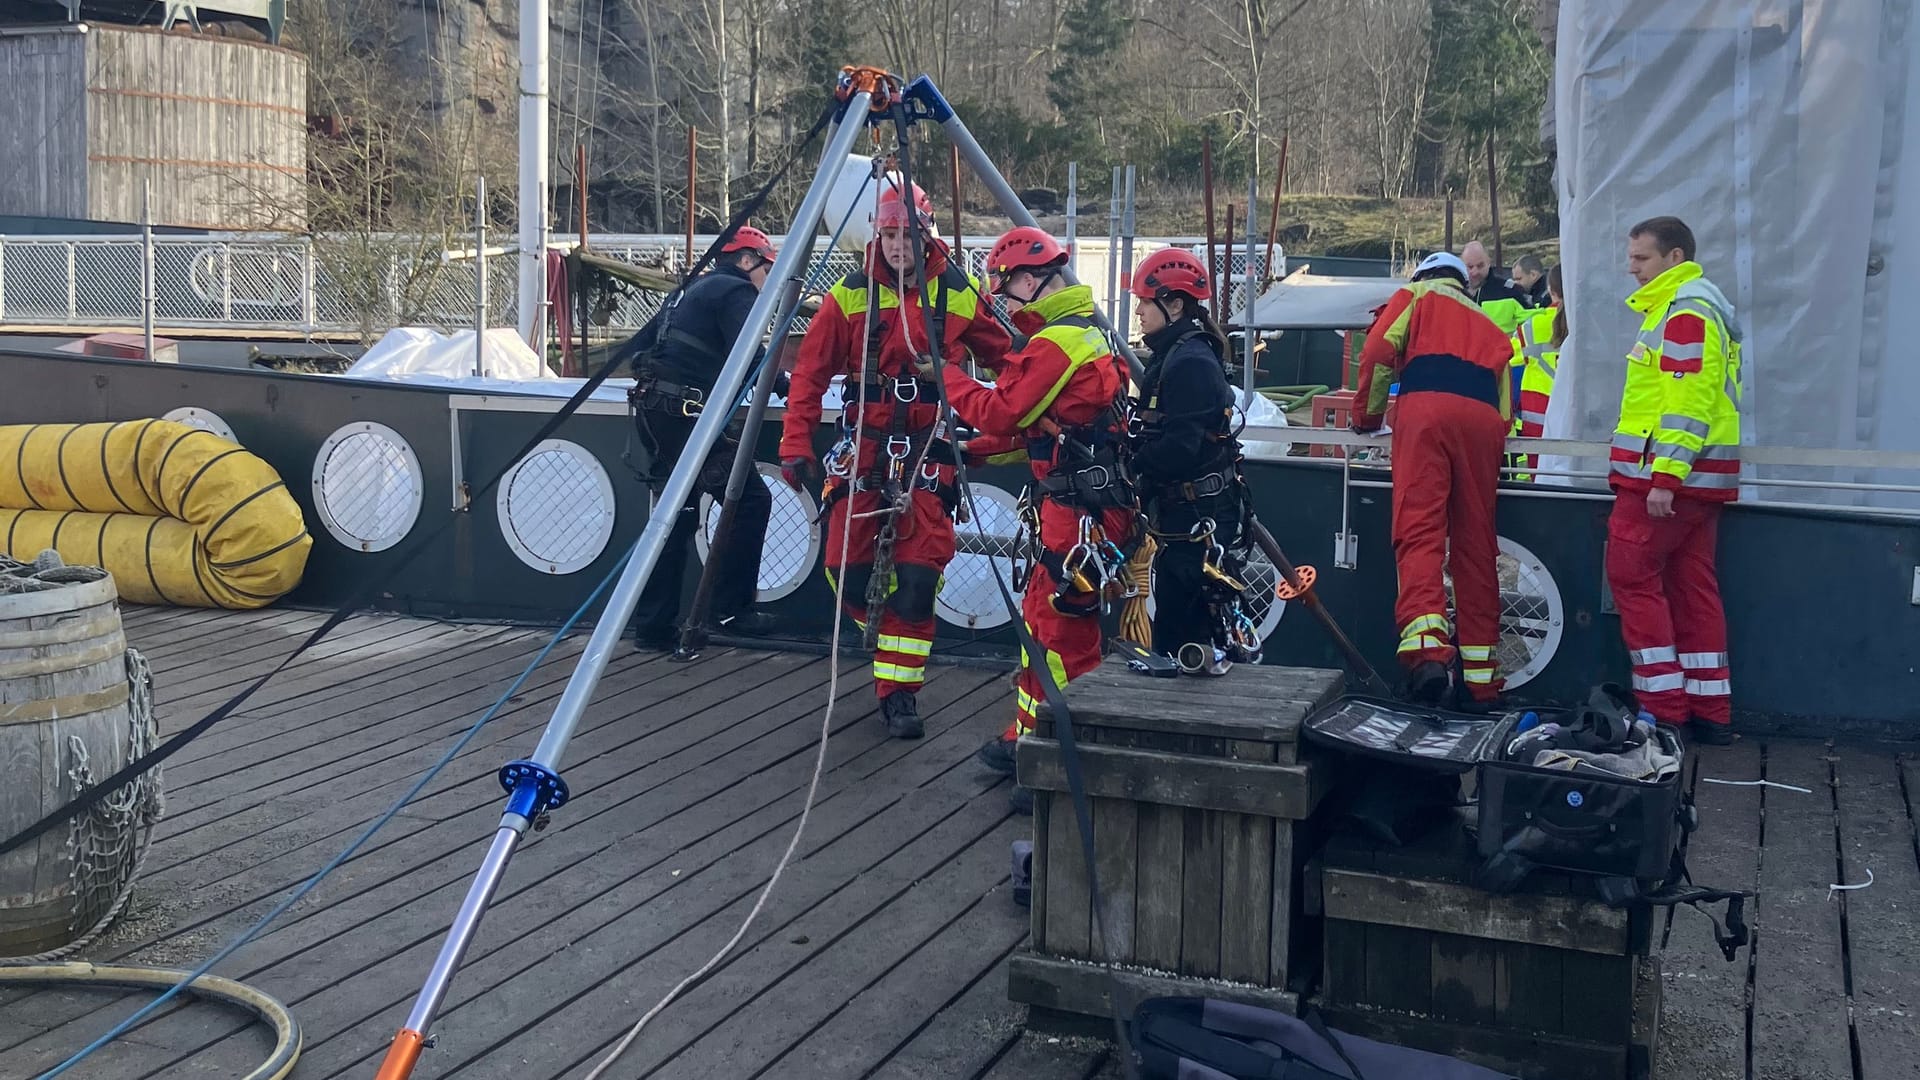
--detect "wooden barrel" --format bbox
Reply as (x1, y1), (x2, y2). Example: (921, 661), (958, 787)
(0, 570), (140, 956)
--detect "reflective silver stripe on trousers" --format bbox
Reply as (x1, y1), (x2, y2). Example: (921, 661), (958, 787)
(1634, 672), (1685, 693)
(1630, 646), (1678, 665)
(1680, 651), (1729, 668)
(1686, 678), (1732, 697)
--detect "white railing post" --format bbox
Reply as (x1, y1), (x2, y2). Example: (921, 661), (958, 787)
(301, 239), (318, 331)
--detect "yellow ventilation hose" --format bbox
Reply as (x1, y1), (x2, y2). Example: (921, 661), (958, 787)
(0, 420), (310, 609)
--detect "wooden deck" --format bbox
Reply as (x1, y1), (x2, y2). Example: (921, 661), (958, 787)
(2, 606), (1916, 1079)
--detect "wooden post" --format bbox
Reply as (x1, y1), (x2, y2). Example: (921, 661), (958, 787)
(1445, 193), (1456, 252)
(1264, 132), (1288, 281)
(684, 125), (698, 276)
(1486, 131), (1503, 268)
(1202, 135), (1218, 309)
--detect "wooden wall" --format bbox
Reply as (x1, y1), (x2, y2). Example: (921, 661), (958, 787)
(85, 26), (307, 230)
(0, 25), (305, 230)
(0, 29), (90, 220)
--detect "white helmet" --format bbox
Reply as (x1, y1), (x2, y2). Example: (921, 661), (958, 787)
(1414, 251), (1469, 282)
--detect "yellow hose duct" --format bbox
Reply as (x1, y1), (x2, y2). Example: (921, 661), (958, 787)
(0, 420), (310, 609)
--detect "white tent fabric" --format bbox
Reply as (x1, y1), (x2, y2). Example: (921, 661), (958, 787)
(1551, 0), (1917, 506)
(1241, 270), (1407, 331)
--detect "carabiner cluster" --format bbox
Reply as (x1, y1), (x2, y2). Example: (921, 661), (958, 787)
(1057, 516), (1138, 615)
(1189, 517), (1264, 665)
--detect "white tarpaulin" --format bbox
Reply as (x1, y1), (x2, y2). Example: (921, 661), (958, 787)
(1241, 270), (1407, 331)
(348, 327), (557, 382)
(1551, 0), (1918, 506)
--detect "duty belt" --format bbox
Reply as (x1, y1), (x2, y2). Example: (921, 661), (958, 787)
(629, 375), (706, 417)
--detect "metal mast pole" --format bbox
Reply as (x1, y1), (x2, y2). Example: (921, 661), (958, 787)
(1116, 165), (1137, 340)
(516, 0), (550, 355)
(370, 97), (874, 1080)
(474, 175), (488, 378)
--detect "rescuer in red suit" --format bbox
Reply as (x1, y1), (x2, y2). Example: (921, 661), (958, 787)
(941, 227), (1136, 813)
(1352, 251), (1514, 708)
(778, 183), (1012, 740)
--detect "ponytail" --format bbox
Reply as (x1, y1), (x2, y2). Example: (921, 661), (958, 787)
(1188, 297), (1231, 357)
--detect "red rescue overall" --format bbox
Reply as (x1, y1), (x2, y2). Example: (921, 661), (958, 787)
(1354, 277), (1515, 702)
(780, 241), (1011, 702)
(943, 282), (1134, 741)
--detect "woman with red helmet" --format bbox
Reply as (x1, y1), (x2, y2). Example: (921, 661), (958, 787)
(778, 179), (1012, 741)
(941, 227), (1138, 811)
(1126, 246), (1251, 673)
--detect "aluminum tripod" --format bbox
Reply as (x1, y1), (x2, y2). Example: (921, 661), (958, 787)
(370, 92), (875, 1080)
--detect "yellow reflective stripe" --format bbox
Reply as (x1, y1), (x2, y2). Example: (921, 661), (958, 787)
(1462, 668), (1495, 684)
(1401, 613), (1451, 638)
(872, 662), (926, 684)
(877, 635), (932, 658)
(1016, 687), (1040, 717)
(1397, 633), (1448, 654)
(1020, 627), (1071, 687)
(1459, 645), (1494, 662)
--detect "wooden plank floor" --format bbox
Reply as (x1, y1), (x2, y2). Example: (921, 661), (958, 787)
(5, 605), (1917, 1079)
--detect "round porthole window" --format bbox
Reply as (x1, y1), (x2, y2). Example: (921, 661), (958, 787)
(311, 421), (423, 553)
(497, 440), (617, 574)
(937, 483), (1026, 630)
(695, 462), (821, 603)
(161, 406), (237, 444)
(1442, 535), (1565, 690)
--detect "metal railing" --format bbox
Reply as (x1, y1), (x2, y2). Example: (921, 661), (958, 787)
(0, 232), (1271, 340)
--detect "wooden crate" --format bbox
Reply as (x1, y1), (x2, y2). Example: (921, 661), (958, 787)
(1308, 810), (1661, 1080)
(1007, 659), (1345, 1024)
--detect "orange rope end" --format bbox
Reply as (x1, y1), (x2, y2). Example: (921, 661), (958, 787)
(373, 1029), (428, 1080)
(1274, 564), (1317, 601)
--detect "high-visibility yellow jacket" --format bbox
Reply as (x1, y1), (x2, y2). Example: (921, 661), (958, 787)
(1610, 262), (1742, 502)
(1511, 308), (1558, 439)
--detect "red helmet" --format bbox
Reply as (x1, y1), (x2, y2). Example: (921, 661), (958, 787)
(986, 227), (1069, 280)
(1131, 248), (1211, 301)
(721, 224), (776, 262)
(873, 182), (933, 230)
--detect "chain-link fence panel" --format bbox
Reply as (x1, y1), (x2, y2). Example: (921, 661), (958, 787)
(1, 241), (81, 322)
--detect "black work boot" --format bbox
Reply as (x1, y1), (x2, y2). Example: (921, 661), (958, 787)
(881, 691), (923, 739)
(1406, 660), (1450, 706)
(975, 735), (1017, 776)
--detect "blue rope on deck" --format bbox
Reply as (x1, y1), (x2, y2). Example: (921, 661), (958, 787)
(38, 543), (636, 1080)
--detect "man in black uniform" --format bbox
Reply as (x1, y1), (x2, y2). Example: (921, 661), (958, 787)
(619, 225), (782, 650)
(1125, 248), (1249, 673)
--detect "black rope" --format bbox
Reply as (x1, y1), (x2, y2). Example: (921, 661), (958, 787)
(0, 99), (841, 860)
(890, 102), (1141, 1080)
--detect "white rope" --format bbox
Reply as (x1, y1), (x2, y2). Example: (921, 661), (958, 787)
(1829, 867), (1874, 900)
(1699, 777), (1814, 794)
(582, 173), (885, 1080)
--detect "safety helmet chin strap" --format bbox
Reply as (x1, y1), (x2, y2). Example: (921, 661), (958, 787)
(1002, 264), (1064, 307)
